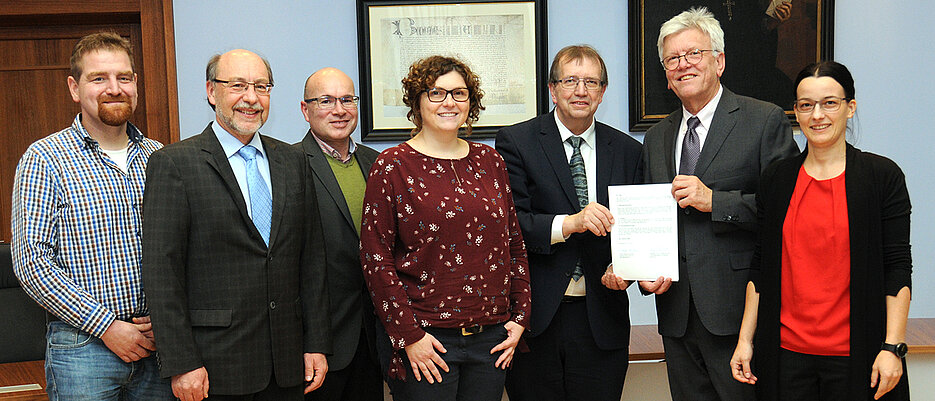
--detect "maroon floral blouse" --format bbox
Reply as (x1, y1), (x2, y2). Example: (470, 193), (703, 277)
(360, 141), (531, 378)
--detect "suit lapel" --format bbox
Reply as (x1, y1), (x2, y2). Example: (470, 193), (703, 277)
(663, 110), (681, 180)
(263, 136), (287, 248)
(200, 125), (255, 235)
(694, 90), (739, 178)
(538, 113), (580, 210)
(595, 124), (613, 205)
(302, 134), (356, 233)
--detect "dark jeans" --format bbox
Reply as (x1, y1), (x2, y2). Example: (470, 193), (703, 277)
(382, 323), (509, 401)
(778, 348), (850, 401)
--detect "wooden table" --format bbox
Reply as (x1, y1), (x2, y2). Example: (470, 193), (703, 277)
(628, 318), (935, 362)
(0, 360), (45, 401)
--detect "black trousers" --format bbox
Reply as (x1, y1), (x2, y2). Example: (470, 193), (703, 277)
(506, 298), (629, 401)
(778, 348), (850, 401)
(206, 373), (302, 401)
(306, 329), (383, 401)
(661, 301), (754, 401)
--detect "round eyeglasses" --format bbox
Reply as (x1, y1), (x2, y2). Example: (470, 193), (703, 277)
(661, 49), (714, 71)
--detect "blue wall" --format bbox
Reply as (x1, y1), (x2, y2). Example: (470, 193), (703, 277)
(173, 0), (934, 324)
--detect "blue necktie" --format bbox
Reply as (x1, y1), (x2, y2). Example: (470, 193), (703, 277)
(567, 136), (587, 281)
(238, 145), (272, 245)
(679, 116), (701, 175)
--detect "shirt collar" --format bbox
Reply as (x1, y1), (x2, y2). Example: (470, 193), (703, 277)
(681, 84), (723, 130)
(554, 112), (596, 148)
(214, 123), (267, 160)
(72, 113), (144, 150)
(310, 130), (356, 163)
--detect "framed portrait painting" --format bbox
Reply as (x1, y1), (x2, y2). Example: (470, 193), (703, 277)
(357, 0), (549, 141)
(629, 0), (834, 131)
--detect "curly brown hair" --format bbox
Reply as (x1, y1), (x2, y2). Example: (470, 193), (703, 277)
(401, 55), (484, 135)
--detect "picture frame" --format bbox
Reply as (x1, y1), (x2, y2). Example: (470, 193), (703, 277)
(357, 0), (549, 141)
(628, 0), (834, 131)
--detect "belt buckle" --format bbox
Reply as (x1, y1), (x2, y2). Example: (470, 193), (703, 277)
(461, 325), (483, 336)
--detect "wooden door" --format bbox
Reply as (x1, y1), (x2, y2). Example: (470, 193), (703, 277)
(0, 0), (177, 242)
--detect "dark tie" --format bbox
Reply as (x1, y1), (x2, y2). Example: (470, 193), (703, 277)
(566, 136), (587, 281)
(238, 145), (272, 245)
(679, 116), (701, 175)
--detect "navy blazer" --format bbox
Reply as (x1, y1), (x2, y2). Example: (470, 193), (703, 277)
(496, 112), (643, 350)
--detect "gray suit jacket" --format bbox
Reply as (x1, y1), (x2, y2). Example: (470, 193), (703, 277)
(142, 124), (331, 394)
(642, 88), (798, 337)
(296, 132), (378, 371)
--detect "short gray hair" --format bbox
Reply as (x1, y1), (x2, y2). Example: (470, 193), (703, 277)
(657, 7), (725, 62)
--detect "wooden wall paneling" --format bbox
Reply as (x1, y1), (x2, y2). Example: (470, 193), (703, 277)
(0, 0), (178, 242)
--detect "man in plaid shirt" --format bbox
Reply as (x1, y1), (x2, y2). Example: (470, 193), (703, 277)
(10, 32), (172, 400)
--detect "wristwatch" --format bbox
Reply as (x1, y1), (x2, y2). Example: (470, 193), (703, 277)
(881, 342), (908, 358)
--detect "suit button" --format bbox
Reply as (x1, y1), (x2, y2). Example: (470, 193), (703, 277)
(683, 209), (690, 215)
(269, 301), (277, 310)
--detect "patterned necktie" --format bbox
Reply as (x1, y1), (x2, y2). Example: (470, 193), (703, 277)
(567, 136), (587, 281)
(679, 116), (701, 175)
(238, 145), (272, 245)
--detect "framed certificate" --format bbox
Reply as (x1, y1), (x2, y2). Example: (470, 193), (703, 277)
(357, 0), (549, 141)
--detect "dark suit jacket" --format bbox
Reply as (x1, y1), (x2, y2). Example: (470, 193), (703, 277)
(296, 132), (378, 372)
(142, 124), (331, 395)
(642, 88), (798, 337)
(496, 112), (643, 350)
(750, 144), (911, 401)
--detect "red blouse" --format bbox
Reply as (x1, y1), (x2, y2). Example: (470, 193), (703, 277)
(360, 141), (531, 376)
(780, 166), (850, 356)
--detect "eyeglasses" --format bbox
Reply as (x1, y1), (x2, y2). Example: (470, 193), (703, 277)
(304, 95), (360, 109)
(212, 79), (273, 95)
(424, 87), (470, 103)
(553, 76), (603, 90)
(793, 96), (848, 114)
(661, 49), (714, 71)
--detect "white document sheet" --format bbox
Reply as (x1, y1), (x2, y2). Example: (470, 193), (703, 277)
(609, 184), (679, 281)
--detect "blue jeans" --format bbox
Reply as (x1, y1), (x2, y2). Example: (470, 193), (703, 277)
(45, 321), (173, 401)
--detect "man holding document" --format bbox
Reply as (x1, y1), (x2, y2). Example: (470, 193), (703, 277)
(496, 45), (643, 400)
(602, 8), (797, 401)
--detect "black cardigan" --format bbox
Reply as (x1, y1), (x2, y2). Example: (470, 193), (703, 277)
(749, 144), (912, 400)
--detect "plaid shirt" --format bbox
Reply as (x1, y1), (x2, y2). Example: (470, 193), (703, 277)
(11, 115), (162, 337)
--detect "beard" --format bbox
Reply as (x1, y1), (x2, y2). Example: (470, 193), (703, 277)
(98, 94), (134, 126)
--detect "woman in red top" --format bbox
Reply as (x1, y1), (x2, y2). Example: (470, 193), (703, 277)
(360, 55), (530, 401)
(729, 61), (912, 400)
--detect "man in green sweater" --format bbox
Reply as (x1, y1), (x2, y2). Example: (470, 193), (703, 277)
(296, 68), (382, 401)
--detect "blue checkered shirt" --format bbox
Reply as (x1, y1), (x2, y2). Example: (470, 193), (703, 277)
(11, 114), (162, 337)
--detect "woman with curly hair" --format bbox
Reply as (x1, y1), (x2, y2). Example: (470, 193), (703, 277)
(359, 55), (531, 400)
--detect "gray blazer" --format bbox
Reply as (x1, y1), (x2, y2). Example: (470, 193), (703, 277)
(641, 88), (798, 337)
(296, 133), (378, 371)
(142, 124), (331, 394)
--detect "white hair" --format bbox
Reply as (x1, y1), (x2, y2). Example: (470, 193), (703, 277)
(657, 7), (725, 62)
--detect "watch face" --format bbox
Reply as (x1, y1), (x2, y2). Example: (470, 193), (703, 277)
(896, 343), (909, 356)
